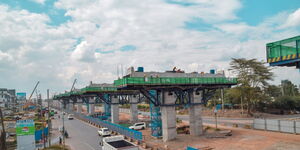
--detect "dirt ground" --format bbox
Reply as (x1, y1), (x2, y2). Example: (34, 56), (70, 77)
(142, 124), (300, 150)
(119, 112), (300, 150)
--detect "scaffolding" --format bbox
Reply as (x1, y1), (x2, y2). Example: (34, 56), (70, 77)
(149, 90), (162, 137)
(104, 94), (111, 120)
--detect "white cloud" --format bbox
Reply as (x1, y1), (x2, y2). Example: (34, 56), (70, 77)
(216, 23), (253, 34)
(0, 0), (300, 97)
(281, 8), (300, 28)
(71, 41), (96, 62)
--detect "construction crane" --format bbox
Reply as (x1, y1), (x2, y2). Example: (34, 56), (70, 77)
(29, 81), (40, 102)
(70, 79), (77, 92)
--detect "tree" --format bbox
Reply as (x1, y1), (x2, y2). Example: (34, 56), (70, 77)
(281, 80), (299, 96)
(230, 58), (274, 115)
(265, 85), (282, 98)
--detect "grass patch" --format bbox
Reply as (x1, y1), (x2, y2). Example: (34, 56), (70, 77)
(42, 145), (69, 150)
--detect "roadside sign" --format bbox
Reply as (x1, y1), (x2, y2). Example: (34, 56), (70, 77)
(16, 120), (35, 136)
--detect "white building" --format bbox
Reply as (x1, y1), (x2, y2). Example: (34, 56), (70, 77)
(0, 88), (16, 108)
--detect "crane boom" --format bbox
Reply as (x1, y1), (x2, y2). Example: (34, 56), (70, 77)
(29, 81), (40, 101)
(70, 79), (77, 92)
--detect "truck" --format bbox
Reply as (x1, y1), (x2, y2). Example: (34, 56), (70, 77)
(100, 135), (139, 150)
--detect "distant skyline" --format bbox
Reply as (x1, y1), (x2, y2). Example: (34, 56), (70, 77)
(0, 0), (300, 98)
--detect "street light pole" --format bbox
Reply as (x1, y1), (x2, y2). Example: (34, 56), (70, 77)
(47, 89), (51, 147)
(62, 106), (65, 149)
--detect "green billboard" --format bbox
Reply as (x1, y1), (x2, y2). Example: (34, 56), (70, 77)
(16, 120), (35, 136)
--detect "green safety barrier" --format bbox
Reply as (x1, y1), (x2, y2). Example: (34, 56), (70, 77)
(114, 77), (237, 87)
(267, 35), (300, 63)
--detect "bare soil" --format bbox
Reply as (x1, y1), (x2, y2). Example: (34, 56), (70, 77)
(119, 112), (300, 150)
(141, 123), (300, 150)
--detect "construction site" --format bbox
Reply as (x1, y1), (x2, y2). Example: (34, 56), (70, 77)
(50, 36), (300, 150)
(0, 36), (299, 150)
(1, 1), (300, 149)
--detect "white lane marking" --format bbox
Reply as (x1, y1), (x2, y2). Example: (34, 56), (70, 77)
(83, 142), (96, 150)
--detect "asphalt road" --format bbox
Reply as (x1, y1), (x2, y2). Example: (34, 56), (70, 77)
(54, 114), (102, 150)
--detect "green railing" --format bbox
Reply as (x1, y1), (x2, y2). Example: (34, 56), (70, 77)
(54, 86), (118, 99)
(114, 77), (237, 87)
(266, 35), (300, 63)
(80, 86), (117, 93)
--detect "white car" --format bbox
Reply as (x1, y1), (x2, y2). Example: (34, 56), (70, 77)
(98, 128), (111, 137)
(67, 114), (74, 120)
(129, 122), (146, 130)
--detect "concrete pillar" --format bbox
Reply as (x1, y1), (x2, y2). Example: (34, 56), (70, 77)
(65, 103), (69, 110)
(58, 102), (61, 109)
(189, 91), (203, 136)
(87, 97), (95, 115)
(161, 91), (177, 142)
(88, 104), (95, 114)
(77, 103), (82, 113)
(111, 95), (119, 124)
(71, 103), (75, 111)
(130, 95), (138, 123)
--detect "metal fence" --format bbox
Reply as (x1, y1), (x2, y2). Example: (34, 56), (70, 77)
(72, 112), (143, 141)
(35, 127), (49, 141)
(253, 118), (300, 134)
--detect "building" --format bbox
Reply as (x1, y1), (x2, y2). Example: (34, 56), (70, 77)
(0, 88), (16, 108)
(16, 92), (26, 101)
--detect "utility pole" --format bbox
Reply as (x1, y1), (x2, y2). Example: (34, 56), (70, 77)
(0, 107), (7, 150)
(213, 98), (218, 129)
(47, 89), (51, 147)
(221, 88), (224, 111)
(62, 107), (65, 149)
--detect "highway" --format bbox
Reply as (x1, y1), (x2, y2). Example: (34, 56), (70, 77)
(51, 108), (252, 150)
(52, 114), (101, 150)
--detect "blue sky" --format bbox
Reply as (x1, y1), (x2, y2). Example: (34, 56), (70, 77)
(238, 0), (300, 25)
(0, 0), (300, 97)
(0, 0), (71, 26)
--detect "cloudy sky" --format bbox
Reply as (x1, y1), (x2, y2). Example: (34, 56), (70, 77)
(1, 0), (300, 98)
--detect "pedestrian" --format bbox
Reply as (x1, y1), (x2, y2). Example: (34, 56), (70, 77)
(64, 130), (69, 138)
(59, 137), (62, 145)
